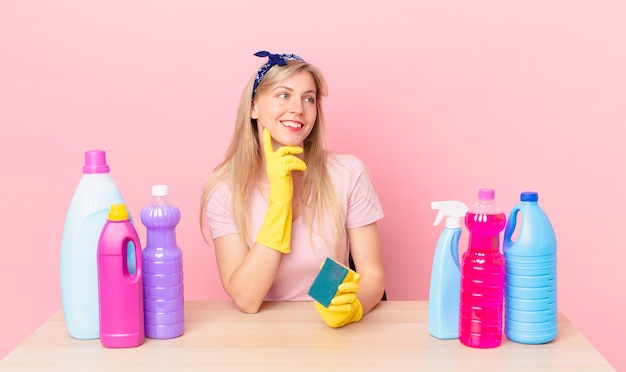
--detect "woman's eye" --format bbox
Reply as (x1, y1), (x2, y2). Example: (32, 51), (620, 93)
(278, 93), (288, 99)
(304, 97), (315, 103)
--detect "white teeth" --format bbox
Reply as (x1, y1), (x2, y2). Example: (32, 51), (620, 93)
(283, 121), (302, 128)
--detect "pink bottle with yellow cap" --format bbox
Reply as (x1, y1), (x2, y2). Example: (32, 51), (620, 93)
(97, 203), (144, 348)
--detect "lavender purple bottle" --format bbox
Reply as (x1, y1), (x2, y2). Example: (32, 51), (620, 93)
(141, 185), (184, 339)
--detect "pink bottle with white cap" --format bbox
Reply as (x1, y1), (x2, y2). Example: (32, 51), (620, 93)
(97, 203), (144, 348)
(459, 188), (506, 348)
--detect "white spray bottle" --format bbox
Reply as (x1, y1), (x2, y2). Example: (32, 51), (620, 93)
(428, 200), (468, 339)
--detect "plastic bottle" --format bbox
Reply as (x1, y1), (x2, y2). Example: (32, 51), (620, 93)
(97, 203), (144, 348)
(428, 200), (468, 339)
(141, 185), (184, 339)
(60, 150), (130, 339)
(503, 191), (557, 344)
(459, 188), (506, 348)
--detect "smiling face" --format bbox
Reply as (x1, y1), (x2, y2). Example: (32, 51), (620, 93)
(251, 69), (318, 150)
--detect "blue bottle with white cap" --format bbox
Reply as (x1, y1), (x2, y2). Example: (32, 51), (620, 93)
(503, 191), (557, 344)
(428, 200), (468, 339)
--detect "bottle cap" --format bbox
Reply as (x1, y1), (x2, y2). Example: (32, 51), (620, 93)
(521, 191), (538, 202)
(152, 185), (168, 197)
(108, 204), (129, 221)
(431, 200), (469, 229)
(83, 150), (110, 174)
(478, 188), (495, 201)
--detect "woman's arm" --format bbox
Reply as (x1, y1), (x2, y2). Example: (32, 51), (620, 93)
(213, 234), (282, 313)
(347, 222), (386, 315)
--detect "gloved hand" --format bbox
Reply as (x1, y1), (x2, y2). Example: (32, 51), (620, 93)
(255, 128), (307, 253)
(314, 273), (363, 328)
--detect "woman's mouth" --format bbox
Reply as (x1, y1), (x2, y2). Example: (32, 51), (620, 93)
(281, 120), (303, 129)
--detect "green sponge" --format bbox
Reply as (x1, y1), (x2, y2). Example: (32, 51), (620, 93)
(308, 257), (356, 307)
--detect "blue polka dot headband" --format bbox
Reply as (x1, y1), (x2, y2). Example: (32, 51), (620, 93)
(252, 50), (305, 100)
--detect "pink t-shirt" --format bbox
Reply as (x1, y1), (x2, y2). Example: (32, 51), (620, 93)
(205, 153), (384, 301)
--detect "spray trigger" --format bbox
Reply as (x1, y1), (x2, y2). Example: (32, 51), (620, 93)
(431, 200), (469, 229)
(434, 211), (445, 226)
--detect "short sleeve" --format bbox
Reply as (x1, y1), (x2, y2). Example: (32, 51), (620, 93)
(205, 182), (238, 240)
(338, 155), (384, 229)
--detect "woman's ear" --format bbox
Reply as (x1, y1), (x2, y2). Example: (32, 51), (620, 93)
(250, 102), (258, 120)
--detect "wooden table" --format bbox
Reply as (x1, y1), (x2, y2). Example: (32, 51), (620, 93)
(0, 301), (614, 371)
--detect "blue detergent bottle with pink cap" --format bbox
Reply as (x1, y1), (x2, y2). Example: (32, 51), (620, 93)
(60, 150), (131, 340)
(141, 185), (185, 339)
(503, 191), (557, 344)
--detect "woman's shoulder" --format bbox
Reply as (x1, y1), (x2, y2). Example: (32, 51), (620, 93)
(206, 178), (232, 203)
(328, 152), (367, 170)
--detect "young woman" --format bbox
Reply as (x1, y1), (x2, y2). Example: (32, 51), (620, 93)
(200, 51), (385, 327)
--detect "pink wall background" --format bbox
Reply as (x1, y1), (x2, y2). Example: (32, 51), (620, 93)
(1, 1), (624, 369)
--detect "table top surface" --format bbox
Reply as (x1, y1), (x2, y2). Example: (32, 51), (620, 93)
(0, 301), (614, 371)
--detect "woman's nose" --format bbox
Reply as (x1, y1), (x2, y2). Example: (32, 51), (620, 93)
(289, 98), (303, 114)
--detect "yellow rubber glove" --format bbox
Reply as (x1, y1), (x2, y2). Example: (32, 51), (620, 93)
(255, 128), (307, 253)
(314, 273), (363, 328)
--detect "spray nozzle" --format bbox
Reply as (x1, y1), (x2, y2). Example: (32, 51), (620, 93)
(431, 200), (468, 229)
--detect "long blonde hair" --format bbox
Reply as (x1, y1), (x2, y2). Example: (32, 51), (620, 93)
(200, 59), (346, 260)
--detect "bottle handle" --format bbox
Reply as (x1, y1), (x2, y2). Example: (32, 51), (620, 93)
(124, 235), (143, 282)
(503, 206), (520, 247)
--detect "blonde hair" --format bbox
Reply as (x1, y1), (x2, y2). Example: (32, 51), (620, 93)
(200, 60), (346, 261)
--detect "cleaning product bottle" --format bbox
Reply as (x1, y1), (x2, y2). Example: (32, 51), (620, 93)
(97, 203), (144, 348)
(141, 185), (184, 339)
(428, 200), (468, 339)
(503, 191), (557, 344)
(60, 150), (129, 339)
(459, 188), (506, 348)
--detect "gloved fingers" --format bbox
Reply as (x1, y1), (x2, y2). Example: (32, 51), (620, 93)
(328, 303), (353, 313)
(337, 281), (359, 293)
(273, 145), (304, 158)
(280, 155), (307, 172)
(266, 156), (307, 179)
(263, 128), (305, 159)
(331, 293), (356, 306)
(314, 297), (363, 328)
